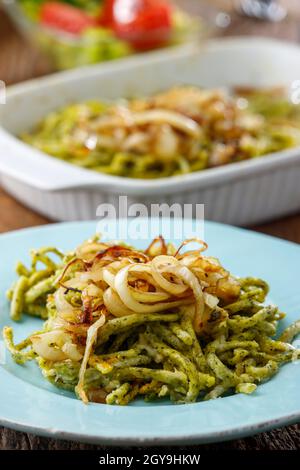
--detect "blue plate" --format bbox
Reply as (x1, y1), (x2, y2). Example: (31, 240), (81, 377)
(0, 219), (299, 446)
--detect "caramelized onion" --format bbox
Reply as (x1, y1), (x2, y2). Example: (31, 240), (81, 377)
(174, 238), (208, 258)
(151, 256), (187, 295)
(145, 236), (167, 257)
(31, 330), (82, 362)
(114, 264), (191, 313)
(132, 109), (201, 138)
(103, 287), (135, 317)
(58, 257), (87, 290)
(167, 264), (204, 333)
(76, 314), (106, 403)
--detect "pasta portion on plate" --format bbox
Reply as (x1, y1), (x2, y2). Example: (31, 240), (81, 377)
(4, 236), (300, 405)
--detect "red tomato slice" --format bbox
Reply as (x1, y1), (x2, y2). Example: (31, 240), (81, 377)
(99, 0), (173, 50)
(99, 0), (115, 27)
(40, 2), (96, 35)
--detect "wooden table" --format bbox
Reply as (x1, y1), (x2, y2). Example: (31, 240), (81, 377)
(0, 0), (299, 451)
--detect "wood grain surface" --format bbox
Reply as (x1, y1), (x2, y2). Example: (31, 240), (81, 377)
(0, 0), (299, 451)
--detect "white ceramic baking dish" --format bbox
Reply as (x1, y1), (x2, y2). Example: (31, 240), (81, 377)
(1, 37), (300, 225)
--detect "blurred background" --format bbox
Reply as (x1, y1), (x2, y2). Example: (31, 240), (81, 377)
(0, 0), (300, 86)
(1, 0), (300, 236)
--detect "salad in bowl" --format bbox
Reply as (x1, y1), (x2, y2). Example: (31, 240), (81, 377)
(3, 0), (203, 69)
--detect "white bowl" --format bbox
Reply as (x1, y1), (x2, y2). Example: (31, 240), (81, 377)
(1, 37), (300, 225)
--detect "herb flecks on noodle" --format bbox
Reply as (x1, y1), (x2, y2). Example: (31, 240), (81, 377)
(3, 236), (300, 405)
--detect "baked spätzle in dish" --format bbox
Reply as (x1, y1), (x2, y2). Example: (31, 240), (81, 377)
(22, 86), (300, 178)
